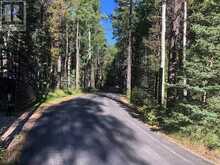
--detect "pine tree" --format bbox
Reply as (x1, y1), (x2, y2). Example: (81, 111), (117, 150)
(187, 0), (220, 101)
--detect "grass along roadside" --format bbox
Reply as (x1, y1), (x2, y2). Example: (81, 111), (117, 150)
(43, 88), (83, 105)
(161, 133), (220, 164)
(120, 95), (220, 164)
(0, 89), (84, 165)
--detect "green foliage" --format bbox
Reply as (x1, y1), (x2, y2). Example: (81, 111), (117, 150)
(103, 46), (121, 88)
(160, 0), (220, 150)
(139, 105), (159, 126)
(119, 0), (220, 151)
(46, 89), (82, 102)
(187, 0), (220, 91)
(0, 146), (6, 164)
(0, 148), (4, 158)
(205, 133), (220, 150)
(131, 87), (146, 105)
(140, 101), (220, 150)
(207, 96), (220, 112)
(47, 89), (69, 99)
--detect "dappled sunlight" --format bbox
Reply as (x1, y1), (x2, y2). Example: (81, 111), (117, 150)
(19, 96), (150, 165)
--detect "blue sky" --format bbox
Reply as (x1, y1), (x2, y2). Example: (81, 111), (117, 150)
(100, 0), (117, 45)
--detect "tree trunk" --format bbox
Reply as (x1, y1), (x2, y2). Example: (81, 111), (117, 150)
(66, 24), (71, 88)
(75, 20), (80, 89)
(91, 61), (95, 88)
(88, 28), (92, 59)
(183, 0), (187, 97)
(127, 0), (132, 101)
(57, 55), (62, 89)
(88, 28), (95, 88)
(159, 0), (167, 106)
(168, 0), (184, 101)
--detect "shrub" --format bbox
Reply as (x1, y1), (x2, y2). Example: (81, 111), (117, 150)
(131, 87), (146, 106)
(139, 99), (220, 149)
(139, 105), (159, 125)
(204, 133), (220, 150)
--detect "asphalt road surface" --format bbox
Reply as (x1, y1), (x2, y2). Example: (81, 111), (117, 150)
(19, 94), (213, 165)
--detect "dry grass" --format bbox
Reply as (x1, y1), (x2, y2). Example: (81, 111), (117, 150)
(160, 133), (220, 164)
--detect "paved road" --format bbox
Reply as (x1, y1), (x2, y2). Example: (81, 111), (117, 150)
(19, 94), (212, 165)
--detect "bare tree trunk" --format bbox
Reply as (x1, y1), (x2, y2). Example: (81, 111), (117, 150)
(76, 20), (80, 89)
(88, 28), (92, 59)
(88, 28), (95, 88)
(66, 24), (71, 88)
(127, 0), (132, 101)
(159, 0), (167, 106)
(57, 55), (62, 89)
(91, 62), (95, 88)
(183, 0), (187, 97)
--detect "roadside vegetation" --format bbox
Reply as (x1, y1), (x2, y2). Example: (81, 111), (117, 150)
(0, 88), (83, 165)
(0, 147), (6, 163)
(45, 89), (83, 103)
(112, 0), (220, 161)
(0, 0), (219, 163)
(138, 100), (220, 149)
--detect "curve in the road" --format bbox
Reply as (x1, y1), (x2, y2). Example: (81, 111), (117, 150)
(19, 94), (213, 165)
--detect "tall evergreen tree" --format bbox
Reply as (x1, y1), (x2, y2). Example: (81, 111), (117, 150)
(187, 0), (220, 100)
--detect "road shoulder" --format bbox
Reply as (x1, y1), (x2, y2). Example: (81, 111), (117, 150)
(1, 94), (84, 164)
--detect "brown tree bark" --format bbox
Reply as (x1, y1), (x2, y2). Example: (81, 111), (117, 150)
(167, 0), (184, 101)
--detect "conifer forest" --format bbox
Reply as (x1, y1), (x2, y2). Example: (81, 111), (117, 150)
(0, 0), (219, 164)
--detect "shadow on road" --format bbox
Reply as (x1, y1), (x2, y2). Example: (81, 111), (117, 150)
(19, 96), (150, 165)
(97, 93), (144, 120)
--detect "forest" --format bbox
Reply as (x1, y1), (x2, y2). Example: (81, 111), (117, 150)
(112, 0), (220, 152)
(0, 0), (113, 108)
(0, 0), (219, 163)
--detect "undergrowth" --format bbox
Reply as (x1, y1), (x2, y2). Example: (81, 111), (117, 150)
(45, 88), (82, 102)
(132, 88), (220, 151)
(0, 145), (6, 164)
(139, 99), (220, 150)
